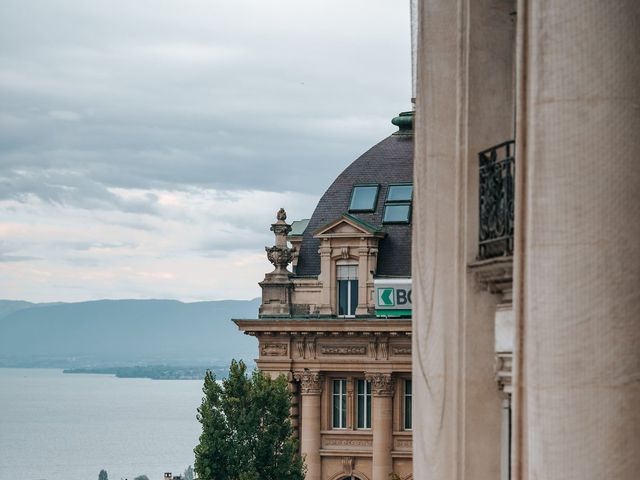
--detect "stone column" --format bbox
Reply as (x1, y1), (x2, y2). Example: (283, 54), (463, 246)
(294, 371), (323, 480)
(511, 1), (640, 479)
(367, 373), (394, 480)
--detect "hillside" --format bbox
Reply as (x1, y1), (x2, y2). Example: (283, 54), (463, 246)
(0, 298), (260, 368)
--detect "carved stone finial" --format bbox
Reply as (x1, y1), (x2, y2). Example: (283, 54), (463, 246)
(365, 372), (395, 396)
(265, 246), (294, 272)
(294, 370), (323, 395)
(265, 208), (293, 274)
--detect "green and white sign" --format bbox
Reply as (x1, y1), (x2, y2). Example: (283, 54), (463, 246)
(374, 278), (412, 317)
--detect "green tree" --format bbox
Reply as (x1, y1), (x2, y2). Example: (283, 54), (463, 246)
(134, 476), (149, 480)
(98, 470), (108, 480)
(183, 466), (194, 480)
(194, 360), (305, 480)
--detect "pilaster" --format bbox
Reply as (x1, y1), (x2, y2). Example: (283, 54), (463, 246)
(366, 373), (394, 480)
(294, 371), (323, 480)
(317, 240), (333, 316)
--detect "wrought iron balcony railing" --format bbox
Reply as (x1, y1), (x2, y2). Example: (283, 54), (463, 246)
(478, 140), (515, 260)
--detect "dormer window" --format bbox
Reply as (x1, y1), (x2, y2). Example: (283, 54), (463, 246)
(349, 184), (379, 212)
(383, 183), (413, 223)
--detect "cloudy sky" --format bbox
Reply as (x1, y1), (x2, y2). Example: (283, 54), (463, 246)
(0, 0), (411, 303)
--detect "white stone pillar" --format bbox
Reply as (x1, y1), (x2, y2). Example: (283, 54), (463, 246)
(367, 373), (394, 480)
(295, 371), (323, 480)
(512, 1), (640, 479)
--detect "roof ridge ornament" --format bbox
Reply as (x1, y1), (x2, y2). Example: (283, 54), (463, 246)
(391, 111), (414, 136)
(266, 208), (294, 274)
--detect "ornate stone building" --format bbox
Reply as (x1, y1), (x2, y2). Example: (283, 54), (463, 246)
(235, 112), (415, 480)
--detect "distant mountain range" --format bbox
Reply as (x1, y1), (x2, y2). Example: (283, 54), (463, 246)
(0, 298), (261, 368)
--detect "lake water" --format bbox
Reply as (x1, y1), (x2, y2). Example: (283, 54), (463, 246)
(0, 368), (204, 480)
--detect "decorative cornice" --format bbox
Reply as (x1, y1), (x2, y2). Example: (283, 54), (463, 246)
(293, 371), (323, 395)
(233, 318), (411, 337)
(365, 372), (395, 396)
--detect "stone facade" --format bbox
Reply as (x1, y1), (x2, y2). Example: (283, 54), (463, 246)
(235, 319), (412, 480)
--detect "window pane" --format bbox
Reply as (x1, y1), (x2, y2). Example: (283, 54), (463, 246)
(387, 184), (413, 202)
(338, 280), (349, 316)
(349, 185), (379, 211)
(357, 380), (365, 428)
(350, 280), (358, 316)
(357, 380), (371, 429)
(405, 395), (412, 429)
(341, 385), (347, 428)
(383, 204), (411, 223)
(405, 380), (412, 430)
(337, 264), (358, 280)
(333, 380), (341, 428)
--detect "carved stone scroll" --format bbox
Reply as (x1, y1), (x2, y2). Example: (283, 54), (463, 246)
(306, 337), (316, 359)
(342, 456), (355, 475)
(369, 339), (377, 359)
(379, 339), (389, 359)
(260, 343), (288, 356)
(392, 345), (412, 355)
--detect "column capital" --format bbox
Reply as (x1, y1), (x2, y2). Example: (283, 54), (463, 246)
(294, 370), (323, 395)
(365, 372), (395, 396)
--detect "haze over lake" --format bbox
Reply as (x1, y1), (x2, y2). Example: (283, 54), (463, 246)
(0, 368), (204, 480)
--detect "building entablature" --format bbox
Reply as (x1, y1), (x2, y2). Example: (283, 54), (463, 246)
(233, 318), (412, 374)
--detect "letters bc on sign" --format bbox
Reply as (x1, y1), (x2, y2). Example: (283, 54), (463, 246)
(374, 279), (412, 317)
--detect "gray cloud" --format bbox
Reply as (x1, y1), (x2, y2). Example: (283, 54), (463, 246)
(0, 0), (411, 301)
(0, 0), (410, 198)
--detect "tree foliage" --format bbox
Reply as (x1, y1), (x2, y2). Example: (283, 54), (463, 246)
(134, 475), (149, 480)
(183, 465), (194, 480)
(194, 360), (305, 480)
(98, 470), (108, 480)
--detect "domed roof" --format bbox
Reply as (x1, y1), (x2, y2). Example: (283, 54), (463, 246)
(294, 121), (414, 278)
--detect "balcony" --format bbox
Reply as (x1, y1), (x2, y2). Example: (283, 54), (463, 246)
(478, 140), (515, 260)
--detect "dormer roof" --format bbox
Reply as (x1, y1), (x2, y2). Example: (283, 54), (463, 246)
(313, 213), (385, 239)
